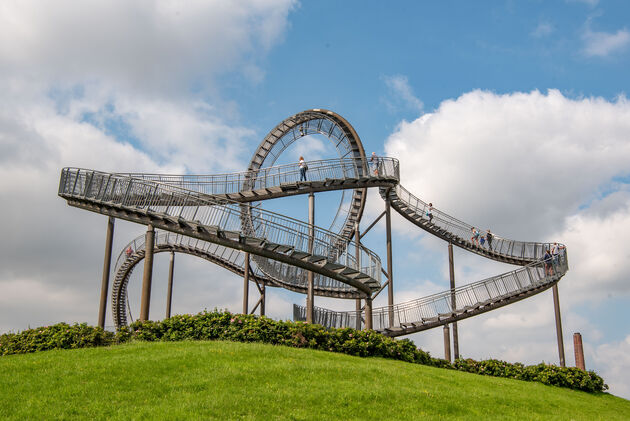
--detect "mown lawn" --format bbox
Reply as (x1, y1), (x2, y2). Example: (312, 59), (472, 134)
(0, 340), (628, 420)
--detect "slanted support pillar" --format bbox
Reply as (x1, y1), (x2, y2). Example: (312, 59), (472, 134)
(443, 325), (451, 362)
(98, 216), (115, 329)
(448, 243), (459, 359)
(552, 284), (566, 367)
(306, 192), (315, 323)
(385, 194), (394, 328)
(354, 224), (362, 330)
(243, 252), (250, 314)
(140, 224), (155, 322)
(165, 251), (175, 319)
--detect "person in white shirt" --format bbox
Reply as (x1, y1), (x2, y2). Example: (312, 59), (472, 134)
(299, 156), (307, 181)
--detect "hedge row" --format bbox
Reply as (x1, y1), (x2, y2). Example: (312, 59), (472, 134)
(0, 322), (114, 355)
(0, 310), (608, 393)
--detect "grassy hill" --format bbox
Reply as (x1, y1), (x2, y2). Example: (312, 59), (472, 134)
(0, 340), (628, 420)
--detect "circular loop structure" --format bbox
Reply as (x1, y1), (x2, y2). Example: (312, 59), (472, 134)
(243, 109), (369, 294)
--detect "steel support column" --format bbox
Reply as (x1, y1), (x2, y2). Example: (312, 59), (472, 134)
(443, 325), (451, 363)
(552, 284), (566, 367)
(165, 251), (175, 319)
(306, 193), (315, 323)
(98, 216), (115, 329)
(140, 224), (155, 321)
(243, 252), (250, 314)
(354, 224), (362, 330)
(260, 282), (266, 316)
(448, 243), (459, 359)
(365, 297), (373, 330)
(385, 194), (394, 328)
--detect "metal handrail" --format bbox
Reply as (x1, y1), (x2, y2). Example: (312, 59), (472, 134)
(389, 184), (561, 261)
(59, 167), (383, 285)
(118, 157), (399, 197)
(296, 249), (569, 331)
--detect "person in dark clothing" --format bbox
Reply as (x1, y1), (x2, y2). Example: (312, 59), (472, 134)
(486, 229), (493, 250)
(543, 249), (553, 276)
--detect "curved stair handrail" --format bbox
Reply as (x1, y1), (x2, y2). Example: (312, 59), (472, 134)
(58, 167), (382, 295)
(382, 184), (559, 265)
(118, 157), (399, 201)
(111, 230), (370, 328)
(295, 248), (568, 336)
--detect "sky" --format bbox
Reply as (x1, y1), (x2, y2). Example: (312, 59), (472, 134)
(1, 0), (629, 400)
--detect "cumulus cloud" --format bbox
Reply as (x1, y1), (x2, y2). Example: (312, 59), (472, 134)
(590, 335), (630, 398)
(582, 27), (630, 57)
(0, 1), (295, 331)
(0, 0), (295, 94)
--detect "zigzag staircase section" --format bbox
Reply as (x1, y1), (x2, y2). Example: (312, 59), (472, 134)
(58, 168), (383, 301)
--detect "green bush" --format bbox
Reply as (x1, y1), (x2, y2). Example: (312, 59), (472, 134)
(0, 311), (608, 394)
(453, 358), (608, 393)
(0, 323), (115, 356)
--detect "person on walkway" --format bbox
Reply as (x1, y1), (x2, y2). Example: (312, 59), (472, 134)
(486, 229), (493, 250)
(370, 152), (379, 176)
(299, 156), (308, 181)
(551, 242), (564, 265)
(543, 249), (553, 276)
(471, 227), (480, 246)
(125, 246), (133, 258)
(426, 202), (434, 223)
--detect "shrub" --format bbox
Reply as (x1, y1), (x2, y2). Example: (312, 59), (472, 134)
(0, 323), (115, 356)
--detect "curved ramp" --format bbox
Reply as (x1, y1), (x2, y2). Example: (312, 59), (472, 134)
(111, 230), (372, 328)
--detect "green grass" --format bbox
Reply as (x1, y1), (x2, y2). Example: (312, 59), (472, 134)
(0, 340), (628, 420)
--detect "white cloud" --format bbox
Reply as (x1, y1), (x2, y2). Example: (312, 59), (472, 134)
(383, 75), (424, 113)
(582, 27), (630, 57)
(590, 335), (630, 398)
(0, 0), (295, 94)
(0, 1), (295, 332)
(531, 22), (554, 38)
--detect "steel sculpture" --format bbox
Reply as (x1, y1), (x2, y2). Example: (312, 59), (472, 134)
(58, 109), (569, 362)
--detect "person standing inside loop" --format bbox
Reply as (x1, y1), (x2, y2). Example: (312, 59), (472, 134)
(370, 152), (379, 176)
(299, 156), (308, 181)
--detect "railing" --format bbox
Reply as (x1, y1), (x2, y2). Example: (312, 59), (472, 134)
(390, 184), (554, 261)
(295, 250), (568, 331)
(117, 157), (399, 197)
(59, 167), (382, 286)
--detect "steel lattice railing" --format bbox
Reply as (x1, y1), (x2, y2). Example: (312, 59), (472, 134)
(296, 249), (568, 331)
(118, 157), (399, 196)
(388, 184), (554, 261)
(59, 167), (382, 287)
